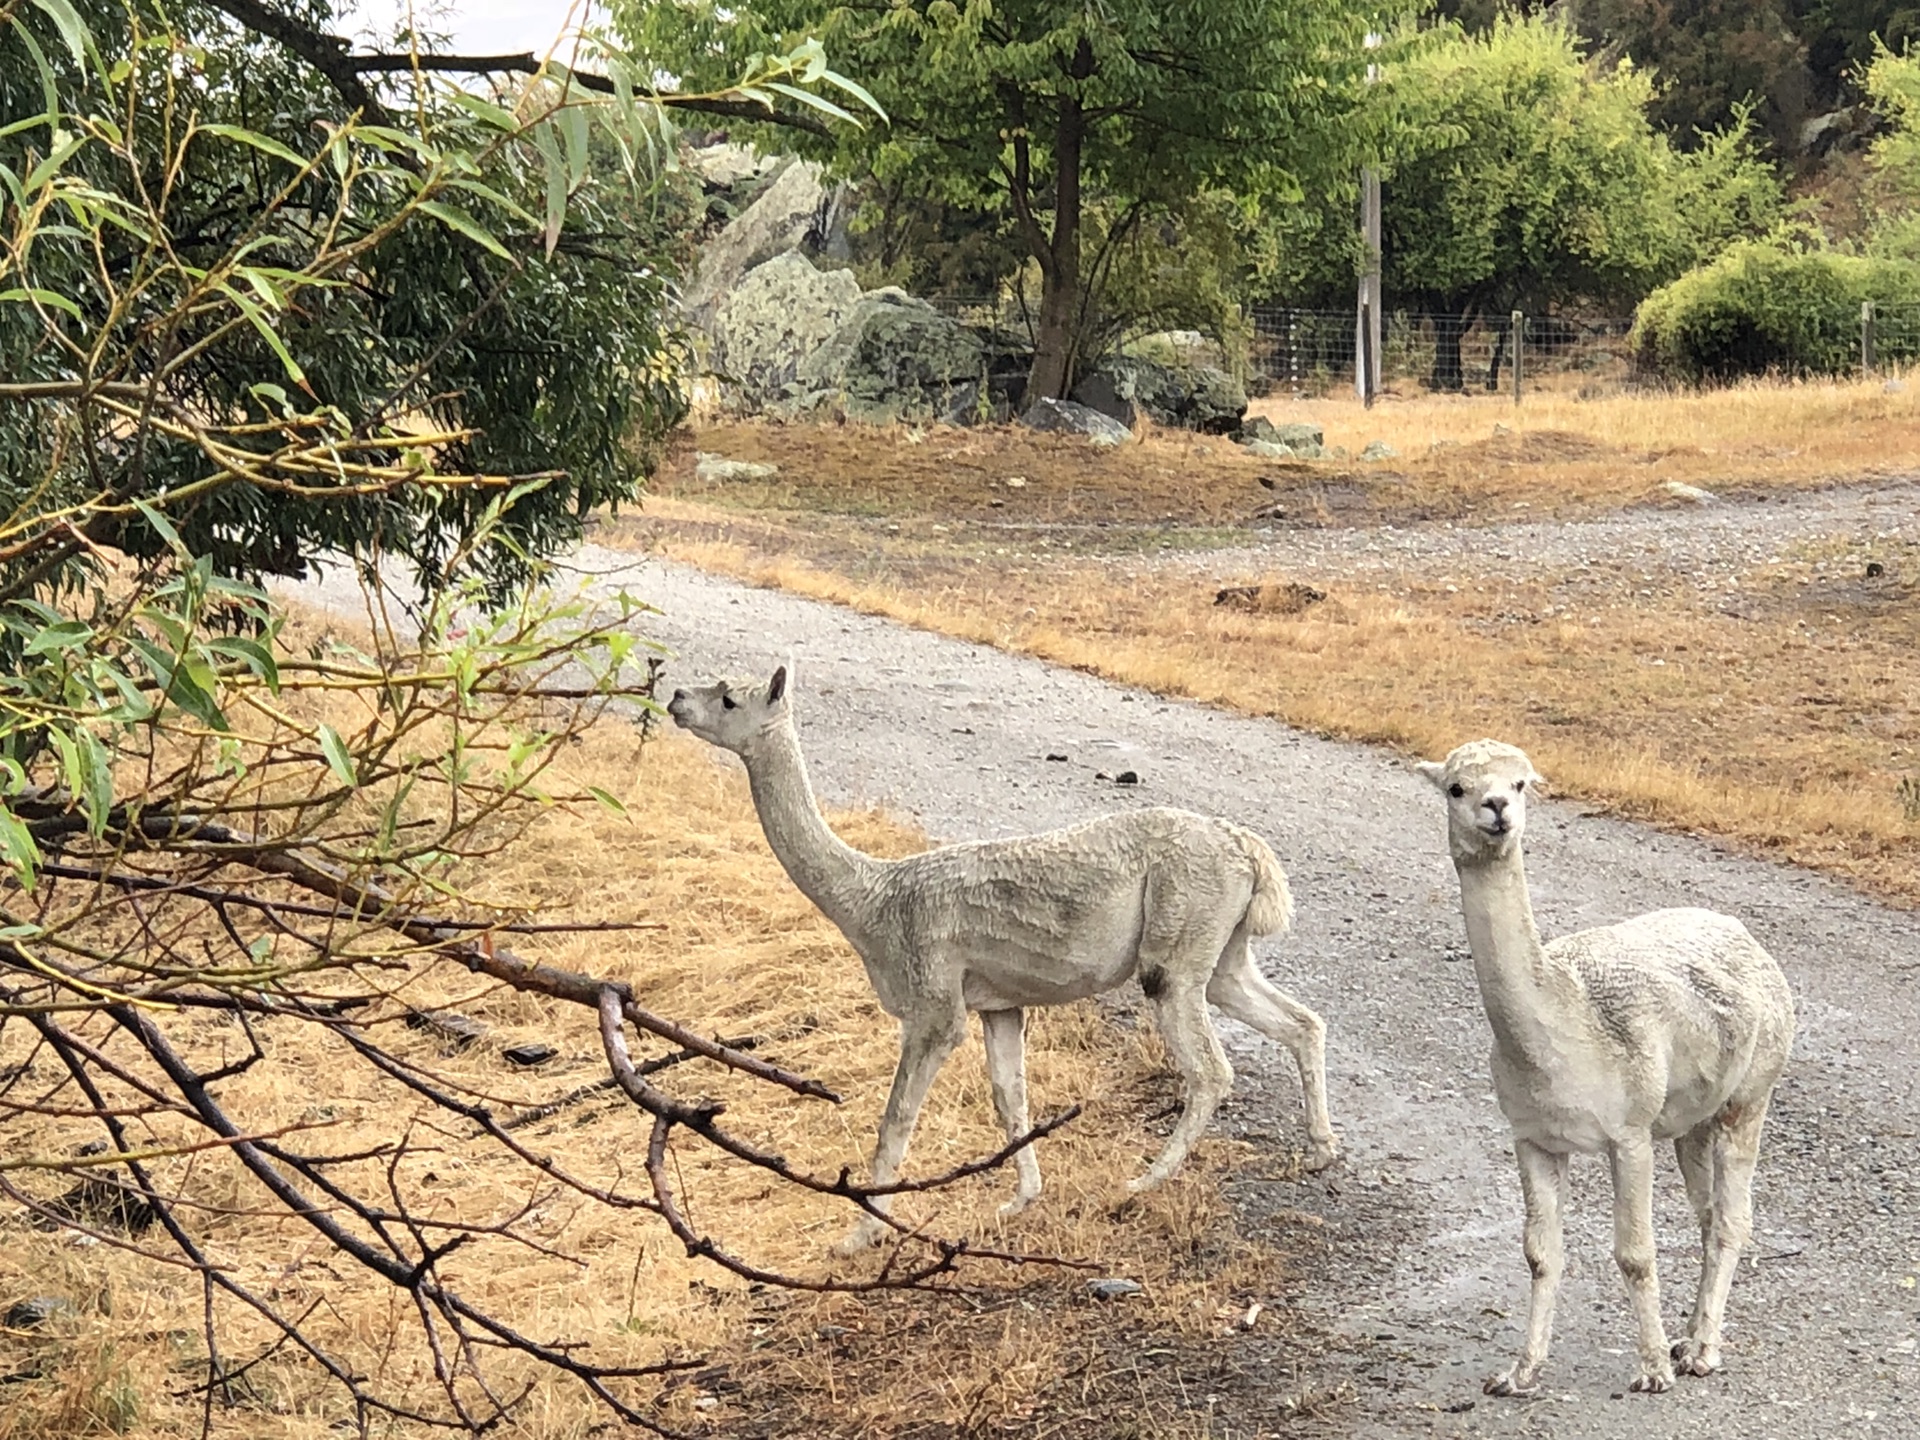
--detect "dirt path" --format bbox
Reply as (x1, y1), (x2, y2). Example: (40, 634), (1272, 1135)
(560, 547), (1919, 1440)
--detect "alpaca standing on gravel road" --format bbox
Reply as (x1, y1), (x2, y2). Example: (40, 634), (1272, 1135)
(1420, 739), (1795, 1398)
(668, 664), (1340, 1255)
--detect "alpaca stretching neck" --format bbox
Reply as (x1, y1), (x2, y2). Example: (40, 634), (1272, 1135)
(1455, 851), (1574, 1068)
(741, 720), (883, 939)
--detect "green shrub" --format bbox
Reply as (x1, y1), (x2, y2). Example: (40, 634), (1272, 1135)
(1633, 238), (1920, 381)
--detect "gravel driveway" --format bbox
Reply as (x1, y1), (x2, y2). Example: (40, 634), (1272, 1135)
(584, 548), (1918, 1440)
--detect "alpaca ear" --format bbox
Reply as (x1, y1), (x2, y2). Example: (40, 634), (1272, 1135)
(767, 665), (788, 705)
(1416, 760), (1448, 789)
(1527, 769), (1548, 796)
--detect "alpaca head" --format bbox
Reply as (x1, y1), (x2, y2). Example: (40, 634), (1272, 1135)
(667, 665), (791, 754)
(1417, 739), (1544, 863)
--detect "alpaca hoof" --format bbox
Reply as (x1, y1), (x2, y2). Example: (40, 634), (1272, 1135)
(1670, 1339), (1720, 1378)
(1126, 1170), (1169, 1196)
(1483, 1370), (1536, 1398)
(832, 1219), (886, 1257)
(1630, 1365), (1675, 1394)
(998, 1191), (1040, 1219)
(1304, 1137), (1342, 1173)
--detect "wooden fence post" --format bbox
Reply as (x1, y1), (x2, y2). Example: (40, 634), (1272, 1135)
(1862, 300), (1877, 377)
(1512, 310), (1524, 405)
(1360, 302), (1376, 408)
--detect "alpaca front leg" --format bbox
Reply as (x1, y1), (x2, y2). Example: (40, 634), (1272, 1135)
(835, 1007), (965, 1257)
(1675, 1096), (1770, 1377)
(1610, 1131), (1675, 1393)
(1486, 1139), (1568, 1397)
(980, 1008), (1043, 1216)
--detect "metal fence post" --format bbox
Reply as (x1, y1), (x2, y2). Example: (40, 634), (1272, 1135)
(1862, 300), (1877, 377)
(1512, 310), (1524, 404)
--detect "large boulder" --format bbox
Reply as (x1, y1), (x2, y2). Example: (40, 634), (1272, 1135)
(787, 288), (988, 424)
(1019, 397), (1133, 447)
(712, 251), (862, 408)
(683, 159), (839, 325)
(1072, 355), (1246, 433)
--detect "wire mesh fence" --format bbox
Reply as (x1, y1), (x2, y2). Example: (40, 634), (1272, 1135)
(1246, 307), (1638, 396)
(925, 294), (1920, 397)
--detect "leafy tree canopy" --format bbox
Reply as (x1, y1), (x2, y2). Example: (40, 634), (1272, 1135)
(624, 0), (1384, 399)
(1278, 15), (1781, 386)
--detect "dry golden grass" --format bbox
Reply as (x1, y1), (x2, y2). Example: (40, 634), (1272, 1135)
(0, 674), (1307, 1437)
(667, 373), (1920, 533)
(621, 388), (1920, 907)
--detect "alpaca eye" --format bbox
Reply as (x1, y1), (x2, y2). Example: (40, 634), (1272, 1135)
(721, 695), (737, 710)
(1514, 779), (1526, 792)
(1448, 784), (1464, 798)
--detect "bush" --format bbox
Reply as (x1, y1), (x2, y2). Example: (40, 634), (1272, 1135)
(1633, 238), (1920, 381)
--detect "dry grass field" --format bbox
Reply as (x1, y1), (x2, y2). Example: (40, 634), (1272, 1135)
(619, 377), (1920, 907)
(0, 698), (1311, 1439)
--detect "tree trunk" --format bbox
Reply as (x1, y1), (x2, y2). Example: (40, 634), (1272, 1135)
(1429, 309), (1470, 392)
(1486, 317), (1510, 391)
(1023, 95), (1084, 405)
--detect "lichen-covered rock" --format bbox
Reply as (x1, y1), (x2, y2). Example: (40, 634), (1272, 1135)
(1019, 397), (1133, 446)
(1360, 439), (1398, 461)
(1072, 356), (1245, 433)
(789, 289), (987, 424)
(713, 252), (861, 407)
(694, 452), (780, 482)
(683, 159), (835, 324)
(1238, 417), (1324, 457)
(1130, 329), (1228, 370)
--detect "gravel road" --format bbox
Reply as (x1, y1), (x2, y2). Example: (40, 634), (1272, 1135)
(287, 491), (1920, 1438)
(588, 548), (1917, 1440)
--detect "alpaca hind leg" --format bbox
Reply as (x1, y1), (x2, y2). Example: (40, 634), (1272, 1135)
(1130, 978), (1233, 1193)
(1610, 1130), (1675, 1393)
(1486, 1139), (1568, 1396)
(980, 1008), (1042, 1217)
(1206, 934), (1338, 1170)
(1676, 1093), (1772, 1376)
(1671, 1125), (1717, 1376)
(835, 1004), (966, 1256)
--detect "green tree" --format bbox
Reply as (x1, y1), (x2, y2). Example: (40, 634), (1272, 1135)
(625, 0), (1380, 402)
(1319, 15), (1782, 389)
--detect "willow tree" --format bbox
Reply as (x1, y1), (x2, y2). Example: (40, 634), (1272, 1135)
(627, 0), (1381, 401)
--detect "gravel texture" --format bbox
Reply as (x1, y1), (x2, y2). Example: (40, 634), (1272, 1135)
(616, 552), (1917, 1440)
(287, 504), (1920, 1438)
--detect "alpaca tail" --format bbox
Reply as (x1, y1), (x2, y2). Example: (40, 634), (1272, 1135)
(1226, 823), (1293, 937)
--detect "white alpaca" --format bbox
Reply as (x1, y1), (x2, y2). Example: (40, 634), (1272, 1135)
(668, 665), (1339, 1254)
(1419, 740), (1794, 1397)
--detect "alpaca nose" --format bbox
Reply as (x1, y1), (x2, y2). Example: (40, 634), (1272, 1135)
(670, 688), (686, 703)
(1485, 795), (1508, 817)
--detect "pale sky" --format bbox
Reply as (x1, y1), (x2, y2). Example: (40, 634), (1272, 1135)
(336, 0), (606, 58)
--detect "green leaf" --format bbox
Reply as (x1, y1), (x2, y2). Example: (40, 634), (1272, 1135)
(586, 785), (628, 817)
(206, 635), (280, 691)
(821, 70), (887, 122)
(449, 90), (520, 132)
(0, 806), (39, 888)
(125, 635), (228, 730)
(196, 122), (310, 170)
(532, 121), (567, 259)
(131, 497), (187, 556)
(415, 199), (514, 261)
(27, 0), (89, 69)
(762, 80), (858, 125)
(216, 283), (310, 392)
(23, 618), (90, 654)
(316, 723), (357, 788)
(0, 286), (82, 321)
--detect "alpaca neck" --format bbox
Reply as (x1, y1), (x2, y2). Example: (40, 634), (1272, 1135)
(1454, 846), (1576, 1066)
(740, 721), (882, 941)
